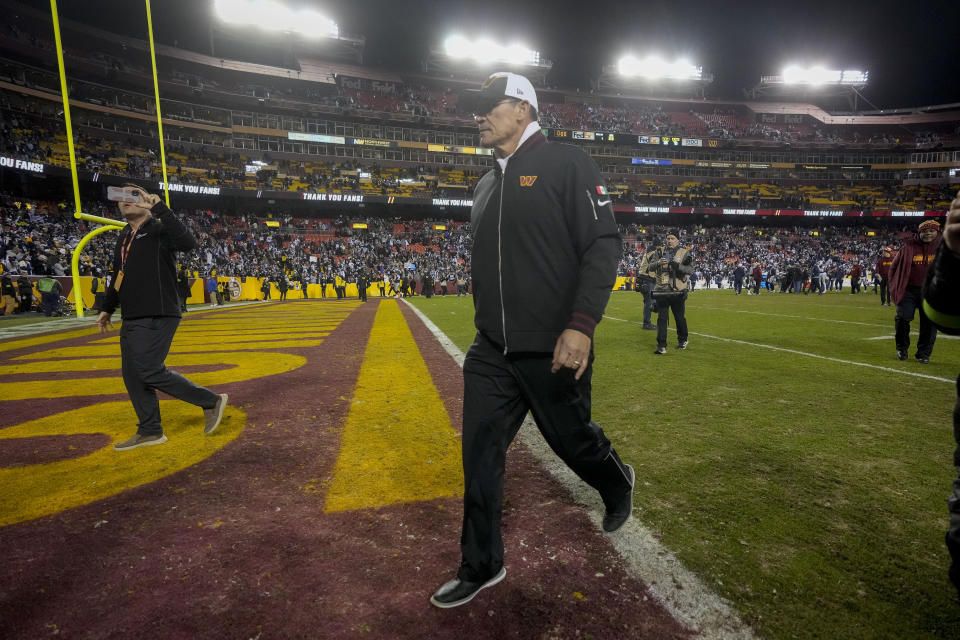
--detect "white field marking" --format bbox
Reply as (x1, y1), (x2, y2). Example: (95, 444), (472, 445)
(864, 333), (959, 341)
(604, 315), (954, 384)
(404, 300), (757, 640)
(695, 306), (889, 328)
(0, 300), (271, 341)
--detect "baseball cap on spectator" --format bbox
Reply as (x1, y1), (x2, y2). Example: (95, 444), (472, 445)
(460, 72), (538, 115)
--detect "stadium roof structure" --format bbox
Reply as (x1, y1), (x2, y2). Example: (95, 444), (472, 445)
(596, 58), (714, 100)
(747, 67), (871, 111)
(210, 7), (365, 65)
(424, 36), (553, 86)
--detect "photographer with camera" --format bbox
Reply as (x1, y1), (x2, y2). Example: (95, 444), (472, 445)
(643, 230), (695, 354)
(635, 242), (657, 330)
(97, 184), (227, 451)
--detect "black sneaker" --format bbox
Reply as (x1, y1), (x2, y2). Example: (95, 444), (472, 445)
(653, 346), (666, 355)
(642, 324), (656, 330)
(603, 464), (635, 533)
(916, 356), (930, 364)
(430, 567), (506, 609)
(897, 350), (908, 361)
(676, 340), (688, 350)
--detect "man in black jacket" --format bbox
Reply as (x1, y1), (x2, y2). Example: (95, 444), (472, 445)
(923, 197), (960, 598)
(17, 275), (33, 312)
(97, 186), (227, 451)
(430, 72), (634, 609)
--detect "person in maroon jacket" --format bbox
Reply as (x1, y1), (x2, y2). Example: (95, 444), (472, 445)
(751, 262), (763, 295)
(849, 261), (863, 294)
(875, 246), (895, 306)
(888, 219), (942, 363)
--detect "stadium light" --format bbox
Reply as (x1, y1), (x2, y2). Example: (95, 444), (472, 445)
(442, 35), (541, 66)
(214, 0), (339, 39)
(617, 55), (703, 81)
(777, 65), (868, 86)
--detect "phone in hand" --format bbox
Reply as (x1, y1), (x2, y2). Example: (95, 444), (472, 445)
(107, 186), (142, 203)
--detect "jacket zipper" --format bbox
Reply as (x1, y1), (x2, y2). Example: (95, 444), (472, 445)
(585, 190), (598, 220)
(157, 245), (164, 315)
(497, 171), (508, 354)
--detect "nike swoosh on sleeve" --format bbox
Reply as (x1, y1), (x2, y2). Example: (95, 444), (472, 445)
(597, 199), (612, 206)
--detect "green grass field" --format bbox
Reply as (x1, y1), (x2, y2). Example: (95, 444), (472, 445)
(411, 289), (960, 640)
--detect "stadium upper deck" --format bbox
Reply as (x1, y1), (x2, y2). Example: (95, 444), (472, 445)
(0, 0), (957, 219)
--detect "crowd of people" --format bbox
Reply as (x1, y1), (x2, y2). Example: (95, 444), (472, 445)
(619, 223), (904, 293)
(4, 97), (957, 213)
(0, 187), (926, 312)
(0, 193), (475, 298)
(4, 6), (959, 152)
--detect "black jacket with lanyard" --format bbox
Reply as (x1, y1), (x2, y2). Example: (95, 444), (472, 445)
(470, 131), (621, 354)
(101, 201), (197, 320)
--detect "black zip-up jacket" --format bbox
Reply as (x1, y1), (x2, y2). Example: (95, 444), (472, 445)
(101, 202), (196, 319)
(923, 241), (960, 335)
(470, 131), (621, 353)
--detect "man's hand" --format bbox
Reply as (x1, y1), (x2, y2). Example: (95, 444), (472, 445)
(945, 195), (960, 254)
(551, 328), (591, 380)
(140, 191), (161, 208)
(96, 311), (114, 333)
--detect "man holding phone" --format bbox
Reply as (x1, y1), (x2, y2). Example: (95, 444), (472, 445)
(98, 184), (228, 450)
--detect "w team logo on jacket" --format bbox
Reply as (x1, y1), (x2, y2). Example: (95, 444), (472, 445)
(519, 176), (537, 187)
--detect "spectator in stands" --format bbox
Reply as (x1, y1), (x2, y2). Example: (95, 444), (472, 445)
(0, 275), (16, 314)
(97, 185), (227, 450)
(17, 275), (32, 312)
(889, 219), (942, 363)
(36, 274), (61, 315)
(431, 72), (633, 610)
(923, 195), (960, 599)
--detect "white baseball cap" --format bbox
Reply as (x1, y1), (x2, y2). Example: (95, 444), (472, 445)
(460, 71), (538, 114)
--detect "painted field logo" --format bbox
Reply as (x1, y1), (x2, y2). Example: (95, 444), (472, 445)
(519, 176), (538, 187)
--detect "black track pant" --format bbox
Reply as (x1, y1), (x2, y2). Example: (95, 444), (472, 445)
(121, 317), (219, 436)
(457, 333), (632, 583)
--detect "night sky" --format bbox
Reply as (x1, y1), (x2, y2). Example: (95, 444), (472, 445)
(58, 0), (960, 110)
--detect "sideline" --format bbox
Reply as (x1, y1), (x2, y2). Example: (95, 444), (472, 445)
(404, 300), (756, 640)
(604, 315), (955, 384)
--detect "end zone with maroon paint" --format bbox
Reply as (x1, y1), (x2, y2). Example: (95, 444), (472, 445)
(0, 299), (693, 639)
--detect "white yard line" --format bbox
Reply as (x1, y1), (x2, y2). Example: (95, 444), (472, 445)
(0, 300), (272, 341)
(696, 306), (890, 328)
(864, 334), (959, 341)
(405, 300), (757, 640)
(604, 315), (955, 384)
